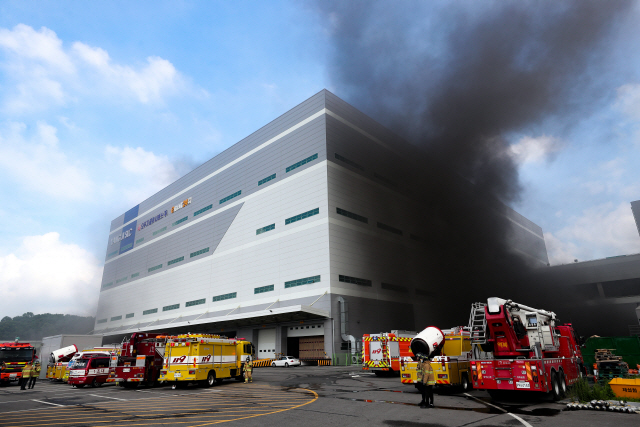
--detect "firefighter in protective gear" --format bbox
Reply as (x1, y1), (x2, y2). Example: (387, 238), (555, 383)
(244, 358), (253, 383)
(29, 361), (41, 389)
(417, 354), (435, 408)
(20, 362), (33, 390)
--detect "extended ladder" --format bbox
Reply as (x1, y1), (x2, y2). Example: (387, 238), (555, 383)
(468, 302), (488, 345)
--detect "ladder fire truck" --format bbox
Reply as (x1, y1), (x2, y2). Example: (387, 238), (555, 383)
(107, 333), (167, 388)
(469, 297), (585, 400)
(362, 330), (415, 375)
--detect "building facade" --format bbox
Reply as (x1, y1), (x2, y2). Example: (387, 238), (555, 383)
(94, 90), (548, 361)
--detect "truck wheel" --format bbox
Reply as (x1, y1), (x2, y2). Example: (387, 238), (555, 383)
(558, 371), (567, 397)
(460, 374), (471, 391)
(91, 379), (101, 388)
(206, 371), (216, 387)
(550, 372), (561, 401)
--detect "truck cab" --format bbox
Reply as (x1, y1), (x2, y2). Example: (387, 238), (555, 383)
(0, 342), (36, 385)
(68, 354), (111, 388)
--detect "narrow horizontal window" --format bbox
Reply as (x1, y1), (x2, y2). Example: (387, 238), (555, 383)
(212, 292), (237, 302)
(190, 247), (210, 258)
(163, 304), (180, 311)
(97, 318), (107, 324)
(120, 243), (133, 252)
(168, 256), (184, 266)
(194, 204), (212, 216)
(374, 172), (398, 188)
(186, 298), (206, 307)
(116, 277), (127, 284)
(254, 285), (274, 294)
(339, 275), (372, 287)
(220, 190), (241, 204)
(143, 308), (158, 315)
(377, 222), (403, 236)
(125, 313), (135, 318)
(102, 282), (113, 289)
(153, 226), (167, 236)
(336, 208), (368, 224)
(172, 216), (188, 226)
(381, 282), (408, 293)
(285, 275), (321, 289)
(110, 315), (122, 321)
(286, 153), (318, 173)
(131, 272), (140, 279)
(148, 264), (163, 272)
(258, 173), (276, 186)
(135, 237), (144, 244)
(334, 153), (364, 170)
(256, 224), (275, 235)
(106, 251), (118, 259)
(285, 208), (319, 225)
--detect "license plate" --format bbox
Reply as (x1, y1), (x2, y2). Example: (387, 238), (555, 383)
(174, 372), (181, 378)
(516, 381), (530, 389)
(123, 368), (130, 372)
(9, 374), (16, 377)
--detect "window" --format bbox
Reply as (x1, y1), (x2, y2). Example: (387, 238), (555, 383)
(381, 282), (408, 293)
(377, 222), (403, 236)
(143, 308), (158, 315)
(212, 292), (236, 302)
(285, 208), (319, 225)
(256, 224), (275, 235)
(120, 243), (133, 252)
(153, 226), (167, 236)
(285, 275), (321, 289)
(131, 272), (140, 279)
(168, 256), (184, 266)
(97, 318), (107, 324)
(254, 285), (274, 294)
(374, 172), (398, 188)
(194, 204), (212, 216)
(116, 277), (127, 284)
(186, 298), (206, 307)
(172, 216), (188, 226)
(220, 190), (241, 204)
(106, 251), (118, 259)
(135, 237), (144, 244)
(125, 313), (134, 318)
(334, 153), (364, 170)
(286, 153), (318, 173)
(148, 264), (162, 272)
(339, 275), (372, 287)
(102, 282), (113, 289)
(110, 315), (122, 321)
(163, 304), (179, 311)
(258, 173), (276, 186)
(190, 247), (210, 258)
(336, 207), (368, 224)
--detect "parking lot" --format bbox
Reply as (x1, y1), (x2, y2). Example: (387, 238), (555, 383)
(0, 366), (638, 426)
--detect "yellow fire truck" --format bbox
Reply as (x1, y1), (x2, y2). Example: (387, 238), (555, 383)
(159, 334), (254, 387)
(400, 327), (473, 391)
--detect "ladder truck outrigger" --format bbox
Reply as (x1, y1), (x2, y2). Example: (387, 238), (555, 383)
(469, 297), (586, 400)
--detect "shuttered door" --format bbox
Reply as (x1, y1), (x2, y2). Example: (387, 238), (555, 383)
(299, 336), (325, 359)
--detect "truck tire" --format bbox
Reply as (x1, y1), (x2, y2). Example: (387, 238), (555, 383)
(91, 379), (101, 388)
(460, 374), (471, 391)
(550, 372), (561, 401)
(558, 371), (567, 397)
(206, 371), (216, 387)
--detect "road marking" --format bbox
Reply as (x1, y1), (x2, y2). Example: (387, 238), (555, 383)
(463, 393), (533, 427)
(31, 400), (65, 407)
(90, 393), (127, 401)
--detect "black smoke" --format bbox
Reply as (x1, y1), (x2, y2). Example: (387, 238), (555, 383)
(318, 1), (632, 328)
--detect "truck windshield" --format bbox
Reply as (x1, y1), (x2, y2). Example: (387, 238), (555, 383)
(70, 360), (88, 369)
(0, 349), (33, 362)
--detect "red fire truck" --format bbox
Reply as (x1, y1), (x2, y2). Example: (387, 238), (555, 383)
(67, 352), (112, 388)
(362, 330), (415, 375)
(106, 333), (166, 388)
(0, 342), (36, 386)
(469, 298), (585, 400)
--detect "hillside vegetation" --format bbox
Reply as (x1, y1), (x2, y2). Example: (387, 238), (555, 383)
(0, 312), (95, 341)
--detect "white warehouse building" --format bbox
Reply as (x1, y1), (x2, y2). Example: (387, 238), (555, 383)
(94, 90), (548, 363)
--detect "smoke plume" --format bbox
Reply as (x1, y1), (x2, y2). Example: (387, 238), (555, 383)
(318, 1), (631, 326)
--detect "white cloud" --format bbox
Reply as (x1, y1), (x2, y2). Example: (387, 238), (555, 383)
(545, 202), (640, 264)
(510, 135), (563, 164)
(0, 232), (102, 317)
(0, 121), (94, 200)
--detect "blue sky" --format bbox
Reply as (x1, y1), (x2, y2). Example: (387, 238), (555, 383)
(0, 1), (639, 317)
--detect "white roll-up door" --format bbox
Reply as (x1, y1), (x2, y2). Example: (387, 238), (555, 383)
(258, 328), (276, 359)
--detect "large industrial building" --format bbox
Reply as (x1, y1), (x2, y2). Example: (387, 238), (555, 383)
(94, 90), (548, 362)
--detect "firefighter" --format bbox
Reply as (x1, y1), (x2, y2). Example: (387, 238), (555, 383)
(244, 357), (253, 383)
(29, 361), (41, 389)
(20, 361), (33, 390)
(417, 354), (435, 408)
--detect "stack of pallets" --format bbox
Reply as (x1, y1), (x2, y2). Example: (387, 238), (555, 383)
(595, 349), (629, 384)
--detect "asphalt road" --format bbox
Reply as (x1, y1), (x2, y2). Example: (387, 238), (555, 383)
(0, 366), (638, 426)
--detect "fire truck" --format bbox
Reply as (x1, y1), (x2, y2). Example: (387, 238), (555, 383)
(469, 297), (585, 400)
(362, 330), (416, 375)
(46, 345), (78, 381)
(400, 327), (473, 390)
(160, 334), (254, 387)
(0, 341), (36, 386)
(106, 333), (166, 388)
(68, 352), (114, 388)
